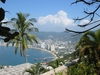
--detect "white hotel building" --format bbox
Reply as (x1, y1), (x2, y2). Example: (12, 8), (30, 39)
(51, 44), (55, 52)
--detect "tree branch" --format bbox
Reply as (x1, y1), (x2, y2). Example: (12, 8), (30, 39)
(71, 0), (100, 5)
(66, 23), (100, 33)
(66, 0), (100, 34)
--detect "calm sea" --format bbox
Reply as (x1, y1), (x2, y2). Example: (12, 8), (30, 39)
(0, 46), (55, 66)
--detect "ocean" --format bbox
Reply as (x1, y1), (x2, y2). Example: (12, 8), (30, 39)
(0, 46), (55, 66)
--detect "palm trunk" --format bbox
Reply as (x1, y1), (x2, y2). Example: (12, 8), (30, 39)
(24, 50), (28, 63)
(25, 55), (28, 63)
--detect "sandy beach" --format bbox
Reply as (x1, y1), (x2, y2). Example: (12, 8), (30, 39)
(32, 47), (57, 60)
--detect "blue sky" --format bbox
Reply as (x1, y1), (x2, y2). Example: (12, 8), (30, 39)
(1, 0), (99, 32)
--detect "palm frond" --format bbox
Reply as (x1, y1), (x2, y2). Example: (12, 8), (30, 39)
(14, 41), (19, 54)
(26, 34), (38, 44)
(6, 40), (12, 47)
(23, 65), (37, 75)
(27, 27), (34, 32)
(29, 18), (37, 22)
(20, 41), (23, 56)
(25, 34), (33, 44)
(17, 12), (26, 27)
(80, 45), (90, 54)
(24, 13), (30, 18)
(34, 28), (39, 32)
(30, 34), (38, 44)
(11, 18), (17, 22)
(83, 31), (97, 42)
(96, 29), (100, 42)
(23, 69), (35, 75)
(23, 37), (28, 50)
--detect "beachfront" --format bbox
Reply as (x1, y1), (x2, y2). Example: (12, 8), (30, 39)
(33, 47), (57, 59)
(0, 43), (57, 59)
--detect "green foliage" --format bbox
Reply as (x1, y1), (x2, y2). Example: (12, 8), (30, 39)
(48, 58), (64, 68)
(67, 62), (99, 75)
(55, 72), (63, 75)
(67, 29), (100, 75)
(23, 63), (49, 75)
(48, 60), (58, 68)
(6, 12), (38, 63)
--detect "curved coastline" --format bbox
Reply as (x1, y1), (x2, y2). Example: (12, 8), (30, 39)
(33, 47), (57, 60)
(0, 43), (57, 61)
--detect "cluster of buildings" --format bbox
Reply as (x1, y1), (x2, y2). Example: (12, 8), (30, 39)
(32, 38), (76, 57)
(0, 37), (76, 58)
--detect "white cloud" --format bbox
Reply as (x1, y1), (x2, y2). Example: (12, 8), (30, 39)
(1, 17), (9, 22)
(79, 19), (89, 25)
(38, 10), (74, 26)
(36, 10), (91, 32)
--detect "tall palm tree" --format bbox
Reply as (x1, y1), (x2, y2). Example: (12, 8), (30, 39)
(75, 29), (100, 64)
(7, 12), (38, 62)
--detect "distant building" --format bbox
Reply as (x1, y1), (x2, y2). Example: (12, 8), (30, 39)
(51, 44), (55, 51)
(47, 44), (50, 50)
(41, 42), (45, 49)
(58, 46), (65, 49)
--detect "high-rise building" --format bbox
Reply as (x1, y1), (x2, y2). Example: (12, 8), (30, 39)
(47, 44), (50, 50)
(41, 42), (45, 49)
(51, 44), (55, 51)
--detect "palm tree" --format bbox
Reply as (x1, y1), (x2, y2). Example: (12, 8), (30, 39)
(75, 29), (100, 64)
(23, 63), (48, 75)
(23, 64), (39, 75)
(7, 12), (38, 62)
(68, 29), (100, 75)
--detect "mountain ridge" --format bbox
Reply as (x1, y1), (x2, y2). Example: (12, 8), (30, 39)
(31, 32), (81, 42)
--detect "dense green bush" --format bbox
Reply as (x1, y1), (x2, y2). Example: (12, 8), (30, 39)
(67, 29), (100, 75)
(67, 62), (98, 75)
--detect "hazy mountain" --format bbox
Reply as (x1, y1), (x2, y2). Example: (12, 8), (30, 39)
(31, 32), (81, 42)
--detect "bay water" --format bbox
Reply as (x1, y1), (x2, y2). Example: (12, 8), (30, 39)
(0, 46), (55, 66)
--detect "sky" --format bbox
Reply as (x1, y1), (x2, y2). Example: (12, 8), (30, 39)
(0, 0), (100, 32)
